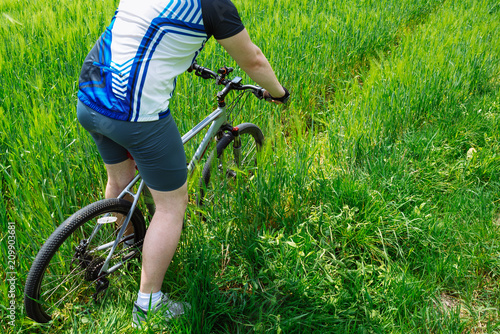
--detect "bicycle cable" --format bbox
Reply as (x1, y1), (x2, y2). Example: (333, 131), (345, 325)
(227, 90), (252, 122)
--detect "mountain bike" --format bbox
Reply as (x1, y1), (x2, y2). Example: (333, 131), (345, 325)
(24, 62), (266, 323)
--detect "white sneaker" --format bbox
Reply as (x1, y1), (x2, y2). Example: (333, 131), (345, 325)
(131, 293), (189, 328)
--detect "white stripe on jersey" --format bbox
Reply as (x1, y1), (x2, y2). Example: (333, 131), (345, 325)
(110, 0), (207, 121)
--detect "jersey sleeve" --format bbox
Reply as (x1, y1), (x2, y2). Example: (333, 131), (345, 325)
(201, 0), (245, 39)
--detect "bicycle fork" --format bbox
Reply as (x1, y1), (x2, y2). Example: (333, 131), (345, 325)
(231, 126), (242, 167)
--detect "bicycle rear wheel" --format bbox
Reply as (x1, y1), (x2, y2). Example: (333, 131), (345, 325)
(24, 199), (146, 323)
(199, 122), (264, 206)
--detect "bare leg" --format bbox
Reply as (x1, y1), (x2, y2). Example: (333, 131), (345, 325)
(104, 159), (137, 199)
(104, 159), (188, 294)
(104, 159), (137, 235)
(139, 182), (188, 294)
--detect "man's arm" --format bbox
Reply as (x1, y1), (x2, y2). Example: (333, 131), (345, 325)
(217, 28), (286, 100)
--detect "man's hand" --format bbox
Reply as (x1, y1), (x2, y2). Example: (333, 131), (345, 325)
(264, 87), (290, 104)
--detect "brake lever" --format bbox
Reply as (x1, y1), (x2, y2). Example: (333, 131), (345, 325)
(252, 88), (265, 100)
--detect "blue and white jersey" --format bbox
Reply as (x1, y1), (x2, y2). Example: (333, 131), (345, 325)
(78, 0), (244, 122)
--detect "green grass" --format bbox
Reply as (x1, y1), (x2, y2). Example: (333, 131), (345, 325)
(2, 0), (500, 332)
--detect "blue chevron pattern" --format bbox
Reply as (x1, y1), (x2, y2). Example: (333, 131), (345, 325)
(130, 0), (207, 121)
(111, 59), (134, 100)
(78, 0), (214, 122)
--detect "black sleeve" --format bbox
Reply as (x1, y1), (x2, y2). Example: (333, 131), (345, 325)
(201, 0), (245, 39)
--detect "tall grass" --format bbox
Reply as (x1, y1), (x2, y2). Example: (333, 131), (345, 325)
(1, 0), (500, 332)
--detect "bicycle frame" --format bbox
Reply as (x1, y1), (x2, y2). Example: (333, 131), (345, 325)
(23, 63), (268, 324)
(97, 104), (229, 274)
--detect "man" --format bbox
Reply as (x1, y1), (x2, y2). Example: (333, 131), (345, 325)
(77, 0), (289, 326)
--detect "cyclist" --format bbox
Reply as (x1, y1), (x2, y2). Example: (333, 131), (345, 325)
(76, 0), (289, 326)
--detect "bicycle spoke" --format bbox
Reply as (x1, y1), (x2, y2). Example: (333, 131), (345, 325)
(25, 200), (146, 323)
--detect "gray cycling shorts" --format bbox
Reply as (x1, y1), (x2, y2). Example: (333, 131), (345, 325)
(77, 100), (187, 191)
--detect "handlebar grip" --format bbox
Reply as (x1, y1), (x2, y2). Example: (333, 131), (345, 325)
(189, 62), (218, 79)
(252, 88), (266, 100)
(187, 62), (198, 72)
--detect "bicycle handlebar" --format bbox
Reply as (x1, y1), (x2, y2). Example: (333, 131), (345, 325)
(188, 62), (266, 101)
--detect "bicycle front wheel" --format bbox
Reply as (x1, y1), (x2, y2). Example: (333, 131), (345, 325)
(199, 122), (264, 205)
(24, 199), (147, 323)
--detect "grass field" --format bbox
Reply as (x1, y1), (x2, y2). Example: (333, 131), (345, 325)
(2, 0), (500, 332)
